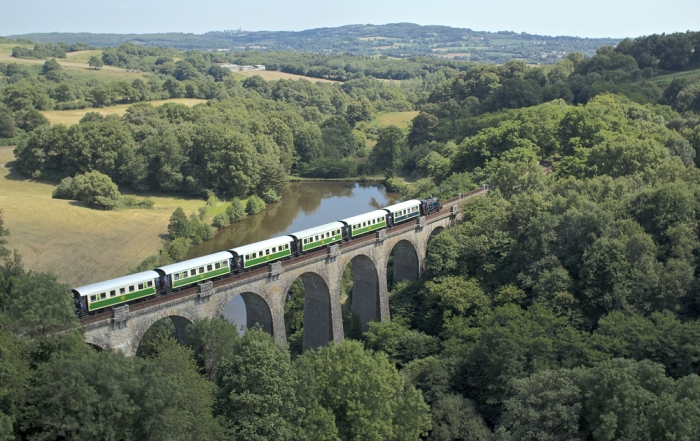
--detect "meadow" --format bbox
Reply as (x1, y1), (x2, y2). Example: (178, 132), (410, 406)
(232, 70), (338, 83)
(0, 146), (210, 287)
(41, 98), (206, 126)
(651, 68), (700, 86)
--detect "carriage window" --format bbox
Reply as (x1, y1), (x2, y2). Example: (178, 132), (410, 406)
(147, 281), (153, 288)
(272, 247), (276, 253)
(100, 292), (106, 299)
(207, 265), (212, 271)
(129, 286), (135, 292)
(266, 249), (270, 255)
(198, 267), (204, 274)
(284, 244), (288, 250)
(174, 274), (180, 281)
(182, 272), (188, 278)
(120, 288), (126, 294)
(191, 269), (197, 276)
(110, 290), (116, 297)
(215, 262), (220, 269)
(222, 260), (228, 267)
(90, 295), (96, 302)
(138, 283), (144, 290)
(363, 222), (367, 227)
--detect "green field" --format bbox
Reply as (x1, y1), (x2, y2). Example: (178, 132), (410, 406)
(0, 146), (211, 287)
(41, 98), (206, 126)
(365, 111), (420, 131)
(651, 69), (700, 86)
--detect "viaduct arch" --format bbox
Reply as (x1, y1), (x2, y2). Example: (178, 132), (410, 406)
(81, 192), (480, 356)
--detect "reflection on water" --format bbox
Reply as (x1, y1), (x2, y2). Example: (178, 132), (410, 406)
(185, 181), (399, 260)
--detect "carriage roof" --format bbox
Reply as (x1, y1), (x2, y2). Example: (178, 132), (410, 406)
(383, 200), (422, 214)
(339, 210), (389, 226)
(156, 251), (233, 275)
(73, 270), (160, 297)
(289, 222), (345, 240)
(230, 236), (294, 256)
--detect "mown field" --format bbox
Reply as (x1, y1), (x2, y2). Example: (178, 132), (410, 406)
(232, 70), (338, 83)
(651, 68), (700, 86)
(41, 98), (206, 126)
(366, 110), (419, 131)
(0, 146), (209, 287)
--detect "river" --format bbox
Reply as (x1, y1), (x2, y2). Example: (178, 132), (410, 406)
(185, 181), (400, 260)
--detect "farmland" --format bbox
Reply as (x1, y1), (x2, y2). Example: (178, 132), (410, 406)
(232, 69), (338, 83)
(41, 98), (206, 126)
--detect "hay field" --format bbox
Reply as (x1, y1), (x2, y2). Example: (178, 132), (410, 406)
(0, 146), (208, 286)
(42, 98), (206, 126)
(365, 111), (419, 132)
(233, 70), (337, 83)
(65, 49), (103, 63)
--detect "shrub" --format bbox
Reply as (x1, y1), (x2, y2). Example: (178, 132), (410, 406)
(167, 238), (190, 261)
(212, 213), (230, 229)
(226, 198), (246, 223)
(262, 189), (281, 204)
(297, 158), (358, 178)
(245, 195), (265, 215)
(52, 171), (120, 209)
(52, 177), (75, 200)
(116, 196), (154, 210)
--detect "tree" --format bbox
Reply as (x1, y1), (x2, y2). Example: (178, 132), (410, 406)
(295, 340), (431, 441)
(214, 328), (303, 441)
(226, 198), (246, 223)
(186, 318), (241, 381)
(369, 125), (405, 175)
(167, 238), (190, 261)
(88, 55), (103, 70)
(0, 272), (77, 336)
(245, 195), (265, 215)
(71, 171), (121, 209)
(0, 104), (15, 139)
(499, 369), (584, 441)
(167, 207), (192, 239)
(429, 394), (492, 441)
(346, 98), (374, 126)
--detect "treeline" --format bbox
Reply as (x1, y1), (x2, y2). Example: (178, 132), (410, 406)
(10, 41), (93, 59)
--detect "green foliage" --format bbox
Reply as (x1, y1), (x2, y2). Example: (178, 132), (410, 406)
(167, 207), (191, 239)
(115, 195), (154, 210)
(214, 328), (303, 441)
(187, 318), (241, 381)
(245, 195), (265, 215)
(369, 125), (406, 175)
(51, 171), (120, 209)
(226, 198), (246, 223)
(0, 271), (78, 336)
(167, 237), (191, 261)
(262, 189), (280, 204)
(211, 212), (230, 229)
(295, 340), (431, 440)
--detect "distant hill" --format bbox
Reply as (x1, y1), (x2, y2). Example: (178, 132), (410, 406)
(7, 23), (621, 64)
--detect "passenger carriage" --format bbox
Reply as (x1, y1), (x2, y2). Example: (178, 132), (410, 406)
(340, 210), (388, 238)
(73, 270), (160, 313)
(383, 200), (422, 225)
(230, 236), (294, 270)
(289, 222), (345, 253)
(156, 251), (233, 290)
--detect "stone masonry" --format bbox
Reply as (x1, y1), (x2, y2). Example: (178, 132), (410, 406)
(83, 196), (474, 356)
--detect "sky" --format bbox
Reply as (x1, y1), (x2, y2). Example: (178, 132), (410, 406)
(2, 0), (699, 39)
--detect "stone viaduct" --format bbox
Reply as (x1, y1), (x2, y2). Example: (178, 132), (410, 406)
(81, 190), (486, 356)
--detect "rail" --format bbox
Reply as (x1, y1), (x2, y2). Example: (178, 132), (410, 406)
(79, 189), (486, 326)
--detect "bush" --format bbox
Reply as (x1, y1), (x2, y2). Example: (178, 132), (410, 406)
(190, 219), (215, 244)
(116, 196), (154, 210)
(245, 195), (265, 215)
(212, 213), (230, 229)
(167, 238), (190, 261)
(51, 171), (120, 209)
(262, 189), (281, 204)
(52, 177), (75, 199)
(226, 198), (246, 223)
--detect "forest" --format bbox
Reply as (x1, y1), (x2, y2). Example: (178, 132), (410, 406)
(1, 29), (700, 440)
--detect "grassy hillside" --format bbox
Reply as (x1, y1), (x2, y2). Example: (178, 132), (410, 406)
(0, 146), (208, 286)
(41, 98), (206, 126)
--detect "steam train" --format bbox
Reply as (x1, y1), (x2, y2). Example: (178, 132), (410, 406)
(73, 197), (442, 314)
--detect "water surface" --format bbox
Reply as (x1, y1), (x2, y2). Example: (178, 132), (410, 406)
(186, 181), (399, 259)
